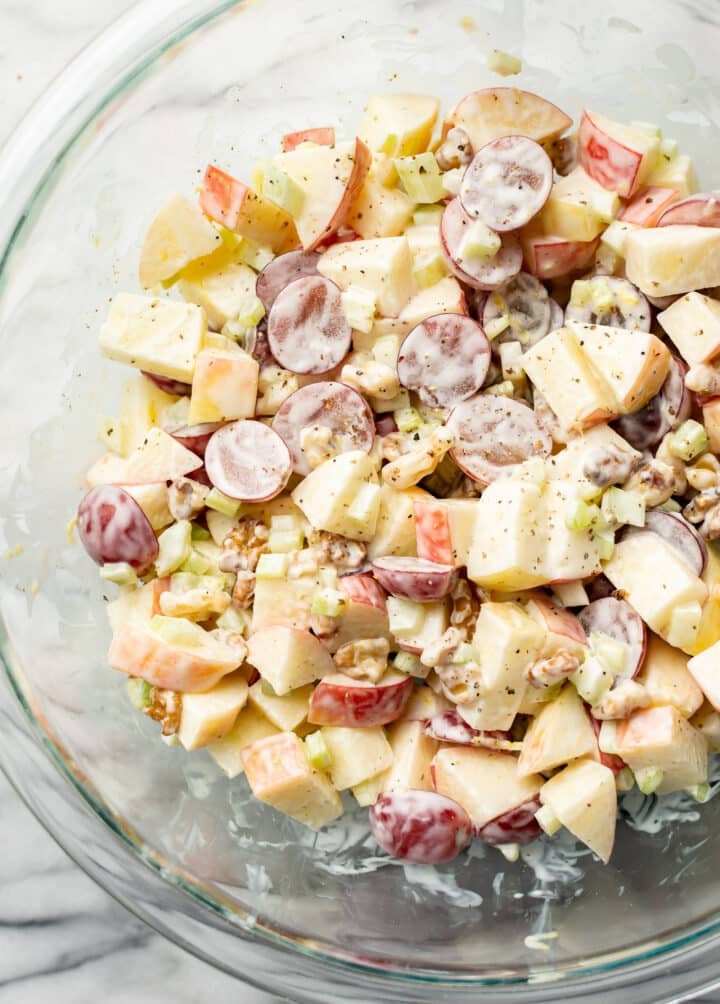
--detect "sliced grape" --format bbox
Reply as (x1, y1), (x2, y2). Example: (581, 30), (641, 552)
(613, 355), (690, 451)
(370, 789), (472, 864)
(256, 249), (321, 312)
(267, 275), (351, 374)
(371, 556), (457, 602)
(397, 313), (491, 408)
(440, 199), (523, 291)
(205, 420), (292, 501)
(483, 272), (551, 348)
(166, 422), (223, 458)
(578, 597), (647, 680)
(476, 797), (542, 846)
(657, 192), (720, 228)
(77, 485), (158, 574)
(565, 276), (651, 331)
(460, 136), (553, 232)
(143, 372), (192, 397)
(448, 395), (552, 485)
(271, 381), (375, 475)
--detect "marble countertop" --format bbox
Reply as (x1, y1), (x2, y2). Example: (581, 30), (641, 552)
(0, 10), (278, 1003)
(2, 3), (720, 1003)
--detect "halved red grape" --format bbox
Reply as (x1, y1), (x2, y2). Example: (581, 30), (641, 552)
(77, 486), (158, 574)
(476, 797), (542, 846)
(371, 556), (457, 602)
(578, 597), (647, 681)
(370, 789), (472, 864)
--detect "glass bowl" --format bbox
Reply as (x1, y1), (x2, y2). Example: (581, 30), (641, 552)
(3, 1), (720, 1000)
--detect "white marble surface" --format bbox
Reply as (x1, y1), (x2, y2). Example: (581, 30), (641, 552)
(0, 11), (279, 1004)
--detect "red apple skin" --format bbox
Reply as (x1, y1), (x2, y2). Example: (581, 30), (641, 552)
(523, 234), (600, 279)
(529, 593), (587, 646)
(414, 499), (453, 566)
(199, 165), (248, 230)
(578, 110), (644, 198)
(657, 192), (720, 228)
(620, 186), (678, 227)
(588, 713), (627, 774)
(308, 673), (413, 727)
(304, 137), (372, 252)
(339, 573), (387, 610)
(281, 127), (336, 152)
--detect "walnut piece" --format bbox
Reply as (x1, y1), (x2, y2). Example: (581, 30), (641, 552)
(218, 519), (269, 573)
(308, 530), (367, 573)
(145, 688), (183, 736)
(168, 477), (210, 522)
(435, 126), (473, 171)
(382, 426), (454, 489)
(334, 637), (390, 682)
(685, 362), (720, 396)
(159, 585), (231, 620)
(624, 459), (683, 507)
(525, 651), (580, 689)
(341, 353), (400, 400)
(582, 442), (641, 488)
(420, 626), (482, 704)
(591, 679), (650, 720)
(232, 570), (256, 609)
(449, 579), (482, 636)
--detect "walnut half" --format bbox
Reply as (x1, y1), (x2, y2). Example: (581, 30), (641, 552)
(334, 637), (390, 683)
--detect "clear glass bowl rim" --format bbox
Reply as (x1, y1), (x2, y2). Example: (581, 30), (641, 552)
(3, 1), (720, 999)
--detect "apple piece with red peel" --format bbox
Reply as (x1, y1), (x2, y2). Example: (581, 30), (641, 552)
(370, 789), (472, 864)
(432, 746), (543, 831)
(578, 110), (659, 198)
(246, 626), (334, 696)
(308, 671), (413, 727)
(521, 231), (599, 280)
(614, 706), (707, 795)
(323, 573), (391, 653)
(199, 165), (300, 254)
(588, 713), (626, 774)
(272, 138), (371, 251)
(281, 127), (336, 153)
(414, 498), (477, 568)
(657, 191), (720, 228)
(424, 710), (516, 752)
(371, 556), (457, 603)
(476, 797), (542, 846)
(619, 186), (678, 227)
(446, 88), (572, 152)
(517, 685), (599, 777)
(108, 620), (246, 693)
(526, 592), (588, 659)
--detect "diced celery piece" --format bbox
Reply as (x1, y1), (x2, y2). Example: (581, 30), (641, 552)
(306, 731), (333, 771)
(238, 237), (274, 272)
(260, 678), (277, 697)
(484, 314), (511, 340)
(590, 631), (629, 678)
(263, 163), (305, 217)
(396, 406), (423, 433)
(441, 168), (464, 196)
(205, 489), (243, 518)
(499, 340), (524, 381)
(348, 482), (381, 523)
(341, 284), (377, 334)
(668, 420), (708, 462)
(413, 205), (444, 227)
(255, 552), (289, 579)
(665, 601), (702, 650)
(180, 548), (214, 575)
(452, 642), (475, 664)
(601, 487), (646, 528)
(657, 498), (682, 513)
(236, 294), (266, 328)
(387, 596), (424, 636)
(553, 580), (589, 607)
(565, 499), (600, 532)
(395, 153), (445, 204)
(458, 219), (501, 261)
(379, 133), (399, 156)
(616, 767), (635, 792)
(487, 49), (522, 76)
(413, 251), (448, 289)
(570, 654), (613, 706)
(268, 529), (305, 553)
(191, 524), (211, 541)
(156, 520), (192, 576)
(216, 605), (249, 634)
(392, 651), (425, 676)
(379, 389), (412, 413)
(594, 531), (615, 561)
(311, 587), (347, 618)
(687, 782), (710, 803)
(635, 765), (664, 796)
(100, 562), (138, 586)
(97, 415), (125, 453)
(535, 804), (561, 836)
(150, 614), (203, 648)
(127, 678), (152, 710)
